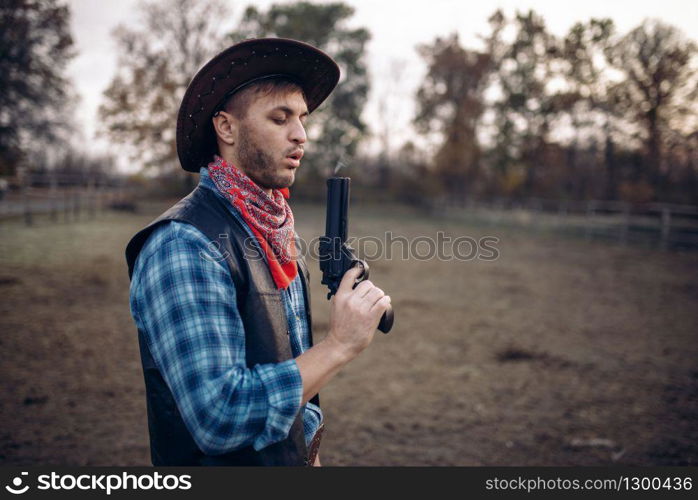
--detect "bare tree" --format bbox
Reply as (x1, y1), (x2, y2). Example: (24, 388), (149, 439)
(98, 0), (230, 184)
(607, 19), (697, 197)
(490, 11), (562, 197)
(414, 34), (492, 199)
(560, 18), (620, 199)
(374, 57), (408, 188)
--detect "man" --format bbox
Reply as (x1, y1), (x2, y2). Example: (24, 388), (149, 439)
(125, 38), (391, 466)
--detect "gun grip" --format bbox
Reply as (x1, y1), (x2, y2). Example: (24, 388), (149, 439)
(378, 305), (394, 334)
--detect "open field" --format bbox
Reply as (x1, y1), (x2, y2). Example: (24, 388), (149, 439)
(1, 200), (697, 465)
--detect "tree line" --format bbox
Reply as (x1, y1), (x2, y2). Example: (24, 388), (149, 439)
(1, 1), (696, 204)
(410, 11), (697, 205)
(0, 0), (120, 188)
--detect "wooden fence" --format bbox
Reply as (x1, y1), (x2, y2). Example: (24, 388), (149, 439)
(0, 183), (132, 226)
(431, 197), (698, 251)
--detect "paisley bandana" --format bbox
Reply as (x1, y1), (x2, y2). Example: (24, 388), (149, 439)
(207, 155), (298, 289)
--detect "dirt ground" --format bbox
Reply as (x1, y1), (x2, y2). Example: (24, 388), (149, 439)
(1, 200), (697, 466)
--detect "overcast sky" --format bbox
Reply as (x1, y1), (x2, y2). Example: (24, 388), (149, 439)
(66, 0), (698, 170)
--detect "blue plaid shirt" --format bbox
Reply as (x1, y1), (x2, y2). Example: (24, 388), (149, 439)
(129, 167), (322, 455)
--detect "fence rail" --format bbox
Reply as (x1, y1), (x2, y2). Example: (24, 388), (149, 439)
(431, 197), (698, 251)
(0, 186), (133, 225)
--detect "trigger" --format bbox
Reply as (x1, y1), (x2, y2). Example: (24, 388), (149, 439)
(353, 260), (369, 280)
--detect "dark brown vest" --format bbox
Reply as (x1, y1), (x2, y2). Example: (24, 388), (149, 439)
(125, 185), (315, 466)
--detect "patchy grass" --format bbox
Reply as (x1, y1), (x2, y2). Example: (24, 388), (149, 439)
(1, 200), (697, 465)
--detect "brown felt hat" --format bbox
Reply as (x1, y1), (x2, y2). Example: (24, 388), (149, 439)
(176, 38), (340, 173)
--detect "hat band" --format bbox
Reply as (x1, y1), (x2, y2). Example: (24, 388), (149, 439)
(212, 73), (302, 115)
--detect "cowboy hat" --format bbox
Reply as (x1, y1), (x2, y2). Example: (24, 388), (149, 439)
(176, 38), (340, 173)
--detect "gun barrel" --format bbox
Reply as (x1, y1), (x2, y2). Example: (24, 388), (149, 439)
(321, 176), (394, 334)
(325, 177), (350, 241)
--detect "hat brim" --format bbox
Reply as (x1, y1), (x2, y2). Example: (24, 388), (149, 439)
(177, 38), (340, 172)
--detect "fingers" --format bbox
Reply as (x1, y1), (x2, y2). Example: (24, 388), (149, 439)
(337, 264), (364, 294)
(369, 295), (391, 314)
(353, 279), (375, 297)
(361, 286), (384, 306)
(337, 263), (389, 320)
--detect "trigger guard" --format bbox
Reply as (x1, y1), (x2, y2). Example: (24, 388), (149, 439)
(352, 259), (369, 280)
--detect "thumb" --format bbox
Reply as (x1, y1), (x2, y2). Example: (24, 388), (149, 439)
(337, 263), (364, 294)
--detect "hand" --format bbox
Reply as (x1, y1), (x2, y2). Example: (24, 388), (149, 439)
(326, 265), (391, 361)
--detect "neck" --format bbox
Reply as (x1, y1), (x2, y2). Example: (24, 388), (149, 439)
(217, 153), (273, 197)
(253, 181), (273, 198)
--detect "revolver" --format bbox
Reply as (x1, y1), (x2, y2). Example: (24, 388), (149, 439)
(318, 177), (394, 334)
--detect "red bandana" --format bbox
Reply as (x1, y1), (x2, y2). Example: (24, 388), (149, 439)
(207, 155), (298, 290)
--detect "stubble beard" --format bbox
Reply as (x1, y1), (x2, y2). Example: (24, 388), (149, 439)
(237, 127), (294, 191)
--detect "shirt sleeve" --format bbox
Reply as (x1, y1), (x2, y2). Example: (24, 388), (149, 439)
(303, 402), (323, 446)
(129, 222), (303, 454)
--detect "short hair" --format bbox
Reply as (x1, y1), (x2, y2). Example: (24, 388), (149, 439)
(221, 77), (308, 119)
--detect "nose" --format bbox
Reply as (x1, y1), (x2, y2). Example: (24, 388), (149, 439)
(289, 119), (307, 145)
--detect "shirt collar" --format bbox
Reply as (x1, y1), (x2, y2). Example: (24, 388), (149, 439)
(198, 166), (216, 191)
(197, 166), (247, 226)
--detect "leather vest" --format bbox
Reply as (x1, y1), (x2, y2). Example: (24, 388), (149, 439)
(125, 185), (315, 466)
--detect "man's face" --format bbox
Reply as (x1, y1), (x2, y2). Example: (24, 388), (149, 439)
(234, 89), (308, 191)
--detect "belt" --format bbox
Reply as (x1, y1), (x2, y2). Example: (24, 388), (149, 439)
(306, 423), (324, 466)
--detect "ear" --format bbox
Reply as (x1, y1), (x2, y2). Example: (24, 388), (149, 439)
(212, 111), (237, 146)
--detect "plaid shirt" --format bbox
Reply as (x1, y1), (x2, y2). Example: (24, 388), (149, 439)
(129, 167), (322, 455)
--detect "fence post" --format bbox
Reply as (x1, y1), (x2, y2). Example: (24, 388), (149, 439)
(63, 189), (70, 222)
(619, 203), (630, 245)
(22, 173), (33, 226)
(87, 179), (96, 218)
(660, 208), (671, 250)
(50, 172), (58, 222)
(585, 201), (596, 241)
(556, 200), (567, 230)
(96, 182), (104, 215)
(532, 199), (543, 233)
